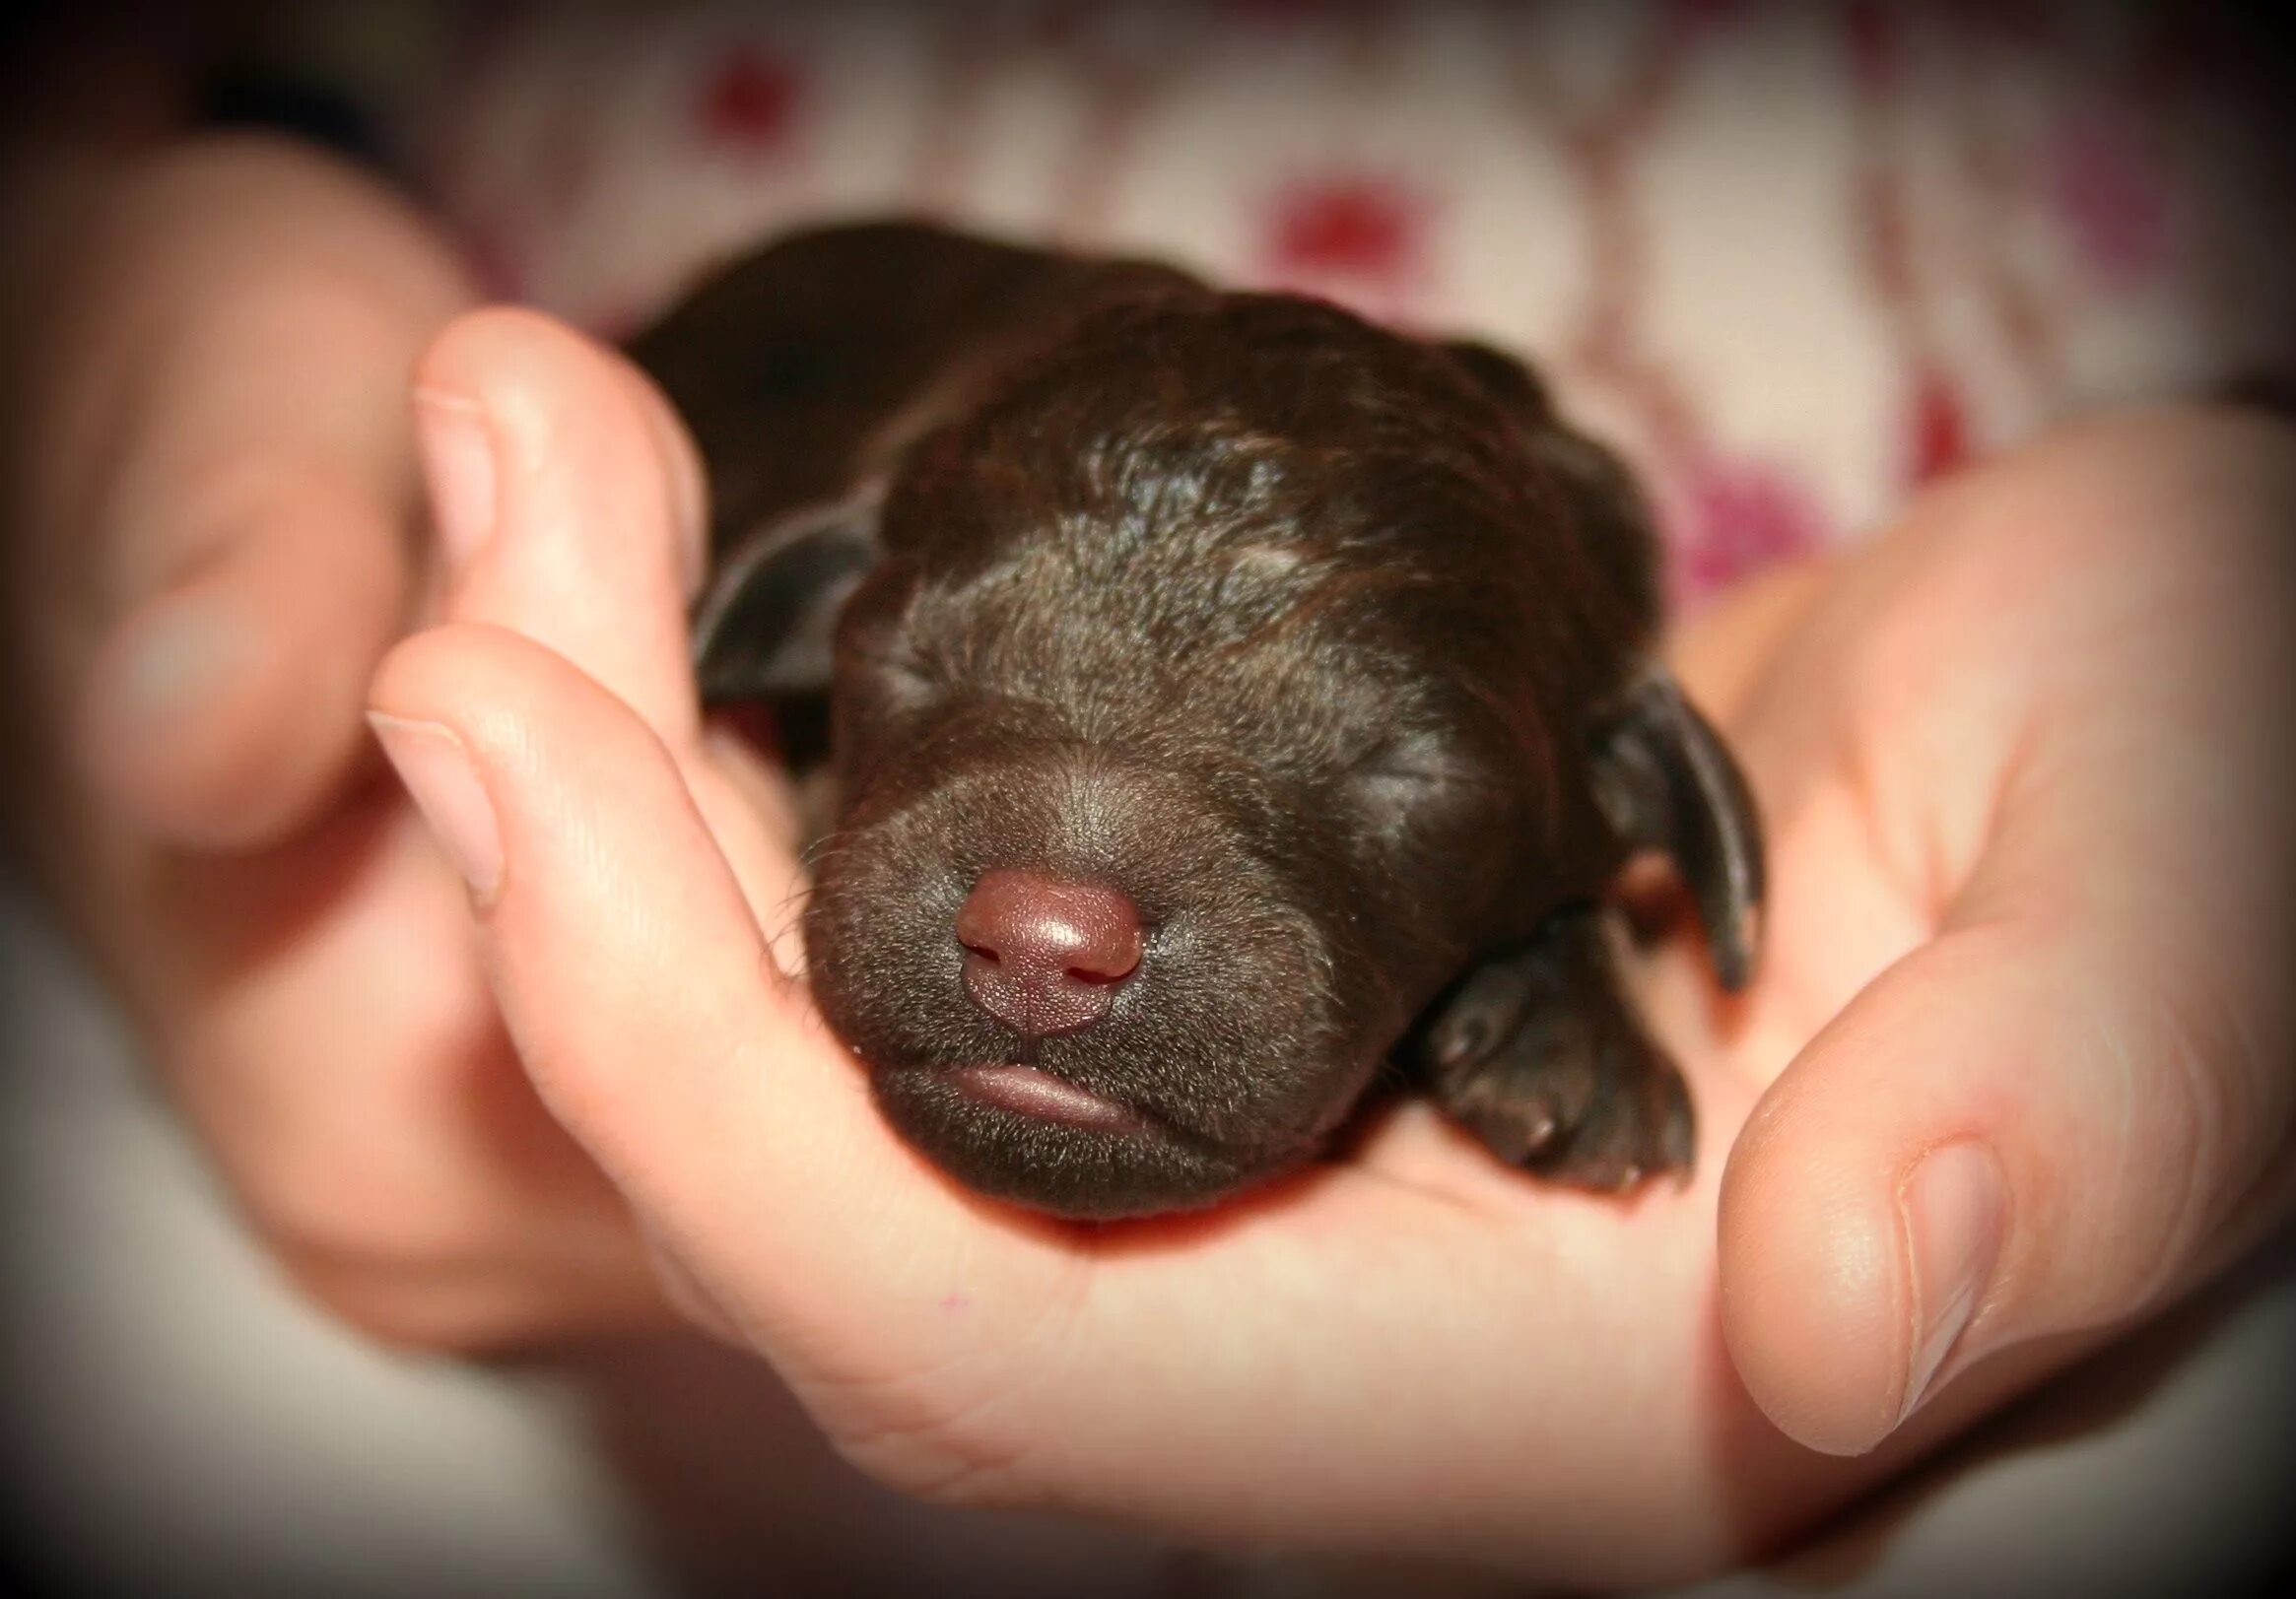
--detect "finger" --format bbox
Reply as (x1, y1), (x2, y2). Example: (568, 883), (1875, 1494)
(30, 139), (473, 851)
(166, 866), (674, 1354)
(412, 305), (707, 746)
(1722, 920), (2296, 1457)
(367, 624), (1075, 1378)
(408, 303), (809, 944)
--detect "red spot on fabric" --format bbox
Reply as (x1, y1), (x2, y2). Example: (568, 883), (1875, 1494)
(2046, 107), (2174, 290)
(699, 49), (803, 154)
(1674, 459), (1827, 602)
(1264, 175), (1429, 287)
(1906, 369), (1968, 486)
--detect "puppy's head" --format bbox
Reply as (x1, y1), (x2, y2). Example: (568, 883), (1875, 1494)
(697, 292), (1656, 1218)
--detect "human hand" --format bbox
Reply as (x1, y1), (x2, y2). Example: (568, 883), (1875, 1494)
(1706, 402), (2296, 1454)
(1, 136), (674, 1349)
(364, 289), (2294, 1584)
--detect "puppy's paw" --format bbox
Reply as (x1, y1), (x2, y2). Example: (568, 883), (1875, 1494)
(1419, 911), (1694, 1191)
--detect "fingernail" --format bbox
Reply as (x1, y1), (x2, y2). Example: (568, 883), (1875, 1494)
(1898, 1142), (2005, 1424)
(368, 712), (503, 903)
(413, 388), (497, 570)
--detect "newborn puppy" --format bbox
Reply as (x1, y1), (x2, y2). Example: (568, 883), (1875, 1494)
(630, 221), (1762, 1221)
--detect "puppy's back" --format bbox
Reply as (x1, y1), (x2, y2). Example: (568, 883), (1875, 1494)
(629, 221), (1200, 548)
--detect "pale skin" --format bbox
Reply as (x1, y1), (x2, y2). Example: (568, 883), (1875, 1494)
(6, 136), (2291, 1587)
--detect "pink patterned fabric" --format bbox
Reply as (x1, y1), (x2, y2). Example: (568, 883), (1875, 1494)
(409, 2), (2288, 607)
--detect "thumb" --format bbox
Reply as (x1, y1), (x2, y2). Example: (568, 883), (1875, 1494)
(1718, 417), (2296, 1457)
(1721, 917), (2288, 1456)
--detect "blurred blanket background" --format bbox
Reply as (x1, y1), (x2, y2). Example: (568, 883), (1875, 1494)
(397, 2), (2291, 604)
(4, 3), (2293, 1594)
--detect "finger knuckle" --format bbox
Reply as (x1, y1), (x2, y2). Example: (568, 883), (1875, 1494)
(2104, 973), (2284, 1316)
(797, 1280), (1093, 1511)
(830, 1395), (1043, 1511)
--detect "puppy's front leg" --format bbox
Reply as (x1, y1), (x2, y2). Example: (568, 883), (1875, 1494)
(1418, 906), (1693, 1190)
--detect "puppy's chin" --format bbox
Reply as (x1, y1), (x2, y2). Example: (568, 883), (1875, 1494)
(870, 1065), (1291, 1220)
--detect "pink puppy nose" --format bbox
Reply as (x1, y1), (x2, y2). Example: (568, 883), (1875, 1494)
(956, 868), (1144, 1036)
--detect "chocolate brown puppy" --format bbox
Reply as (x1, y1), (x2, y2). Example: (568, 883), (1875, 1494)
(630, 221), (1763, 1221)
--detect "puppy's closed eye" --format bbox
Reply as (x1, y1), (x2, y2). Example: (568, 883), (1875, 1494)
(1348, 729), (1465, 804)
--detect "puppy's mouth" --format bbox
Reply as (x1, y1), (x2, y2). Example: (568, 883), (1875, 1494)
(945, 1063), (1153, 1135)
(871, 1058), (1277, 1218)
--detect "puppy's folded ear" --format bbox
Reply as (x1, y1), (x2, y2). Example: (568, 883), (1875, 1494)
(1446, 337), (1762, 981)
(1591, 672), (1765, 989)
(692, 488), (883, 701)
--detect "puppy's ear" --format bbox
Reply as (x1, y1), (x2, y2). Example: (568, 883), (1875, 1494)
(692, 488), (883, 701)
(1591, 672), (1765, 990)
(1446, 338), (1759, 978)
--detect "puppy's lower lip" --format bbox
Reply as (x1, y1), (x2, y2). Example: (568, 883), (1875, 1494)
(947, 1065), (1149, 1135)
